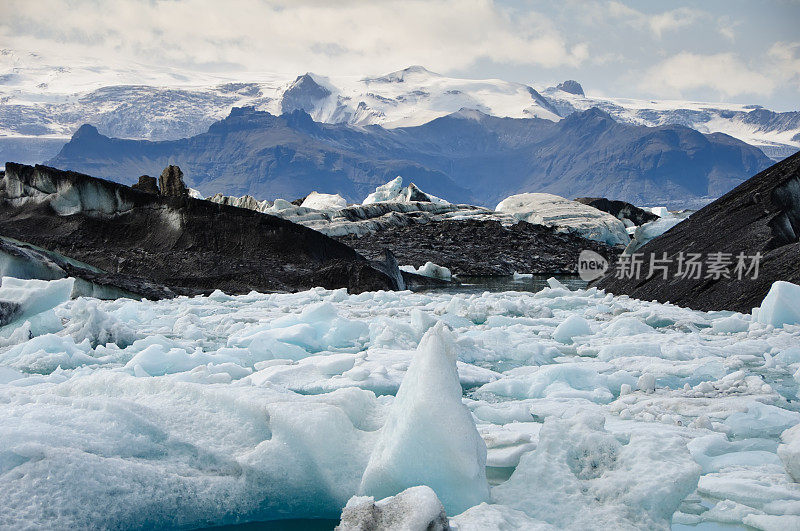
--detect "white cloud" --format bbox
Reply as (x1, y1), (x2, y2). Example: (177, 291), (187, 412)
(639, 52), (776, 99)
(647, 8), (703, 38)
(603, 2), (705, 38)
(0, 0), (588, 78)
(768, 41), (800, 89)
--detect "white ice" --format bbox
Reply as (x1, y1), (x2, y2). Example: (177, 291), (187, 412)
(358, 323), (489, 515)
(0, 278), (799, 529)
(754, 280), (800, 327)
(362, 176), (448, 205)
(495, 192), (630, 246)
(400, 262), (452, 281)
(301, 191), (348, 211)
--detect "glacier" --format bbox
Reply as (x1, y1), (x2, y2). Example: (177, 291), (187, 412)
(1, 277), (800, 529)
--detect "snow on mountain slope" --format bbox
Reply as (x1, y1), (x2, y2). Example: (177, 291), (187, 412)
(1, 51), (797, 163)
(0, 53), (558, 142)
(540, 83), (800, 161)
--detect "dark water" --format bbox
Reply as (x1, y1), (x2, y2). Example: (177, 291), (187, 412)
(419, 274), (588, 294)
(204, 519), (338, 530)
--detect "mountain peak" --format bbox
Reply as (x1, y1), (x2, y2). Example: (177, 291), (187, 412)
(556, 80), (584, 96)
(366, 65), (441, 84)
(281, 73), (331, 115)
(450, 108), (490, 122)
(72, 123), (101, 139)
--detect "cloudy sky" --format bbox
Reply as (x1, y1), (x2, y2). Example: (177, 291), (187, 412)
(2, 0), (799, 110)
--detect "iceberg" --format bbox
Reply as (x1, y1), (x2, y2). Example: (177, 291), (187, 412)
(400, 262), (452, 281)
(754, 281), (800, 327)
(363, 176), (449, 205)
(495, 193), (629, 246)
(0, 276), (74, 326)
(358, 322), (489, 514)
(301, 191), (348, 211)
(492, 414), (700, 529)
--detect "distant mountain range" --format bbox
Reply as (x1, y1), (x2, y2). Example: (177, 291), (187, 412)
(47, 106), (771, 208)
(1, 58), (798, 164)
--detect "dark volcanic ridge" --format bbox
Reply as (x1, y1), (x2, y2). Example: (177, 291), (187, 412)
(336, 218), (619, 277)
(595, 151), (800, 313)
(0, 162), (404, 298)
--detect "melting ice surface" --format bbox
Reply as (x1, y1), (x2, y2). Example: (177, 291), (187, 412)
(1, 277), (800, 530)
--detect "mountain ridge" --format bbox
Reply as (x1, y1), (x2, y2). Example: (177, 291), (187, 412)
(45, 105), (772, 208)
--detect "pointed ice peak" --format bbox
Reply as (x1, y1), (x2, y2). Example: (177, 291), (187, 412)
(358, 322), (489, 515)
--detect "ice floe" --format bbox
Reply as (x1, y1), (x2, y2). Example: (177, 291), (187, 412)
(0, 278), (799, 528)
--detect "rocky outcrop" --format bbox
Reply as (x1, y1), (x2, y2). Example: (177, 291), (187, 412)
(556, 80), (584, 96)
(574, 197), (659, 226)
(158, 165), (188, 197)
(0, 237), (175, 300)
(0, 163), (402, 297)
(595, 152), (800, 312)
(337, 218), (619, 277)
(131, 175), (159, 194)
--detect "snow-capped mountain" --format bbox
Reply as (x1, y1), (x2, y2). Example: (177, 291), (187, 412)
(541, 82), (800, 161)
(1, 51), (797, 164)
(47, 106), (770, 209)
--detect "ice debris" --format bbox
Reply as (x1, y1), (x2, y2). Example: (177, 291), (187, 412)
(400, 262), (452, 281)
(337, 486), (449, 531)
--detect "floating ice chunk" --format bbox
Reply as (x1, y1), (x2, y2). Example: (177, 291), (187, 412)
(779, 424), (800, 483)
(0, 333), (94, 372)
(647, 206), (670, 217)
(754, 281), (800, 327)
(743, 513), (800, 530)
(623, 215), (683, 254)
(552, 315), (591, 344)
(61, 298), (136, 348)
(124, 344), (241, 376)
(337, 486), (449, 531)
(492, 414), (700, 529)
(637, 373), (656, 393)
(602, 317), (653, 336)
(301, 191), (348, 211)
(688, 433), (781, 473)
(512, 272), (533, 280)
(479, 364), (615, 404)
(777, 347), (800, 365)
(724, 401), (800, 439)
(363, 176), (448, 205)
(400, 262), (452, 281)
(359, 323), (489, 515)
(450, 503), (552, 530)
(495, 193), (630, 246)
(0, 277), (74, 326)
(711, 315), (750, 334)
(597, 342), (664, 361)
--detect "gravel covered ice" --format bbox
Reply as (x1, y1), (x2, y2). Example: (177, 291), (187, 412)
(1, 278), (800, 529)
